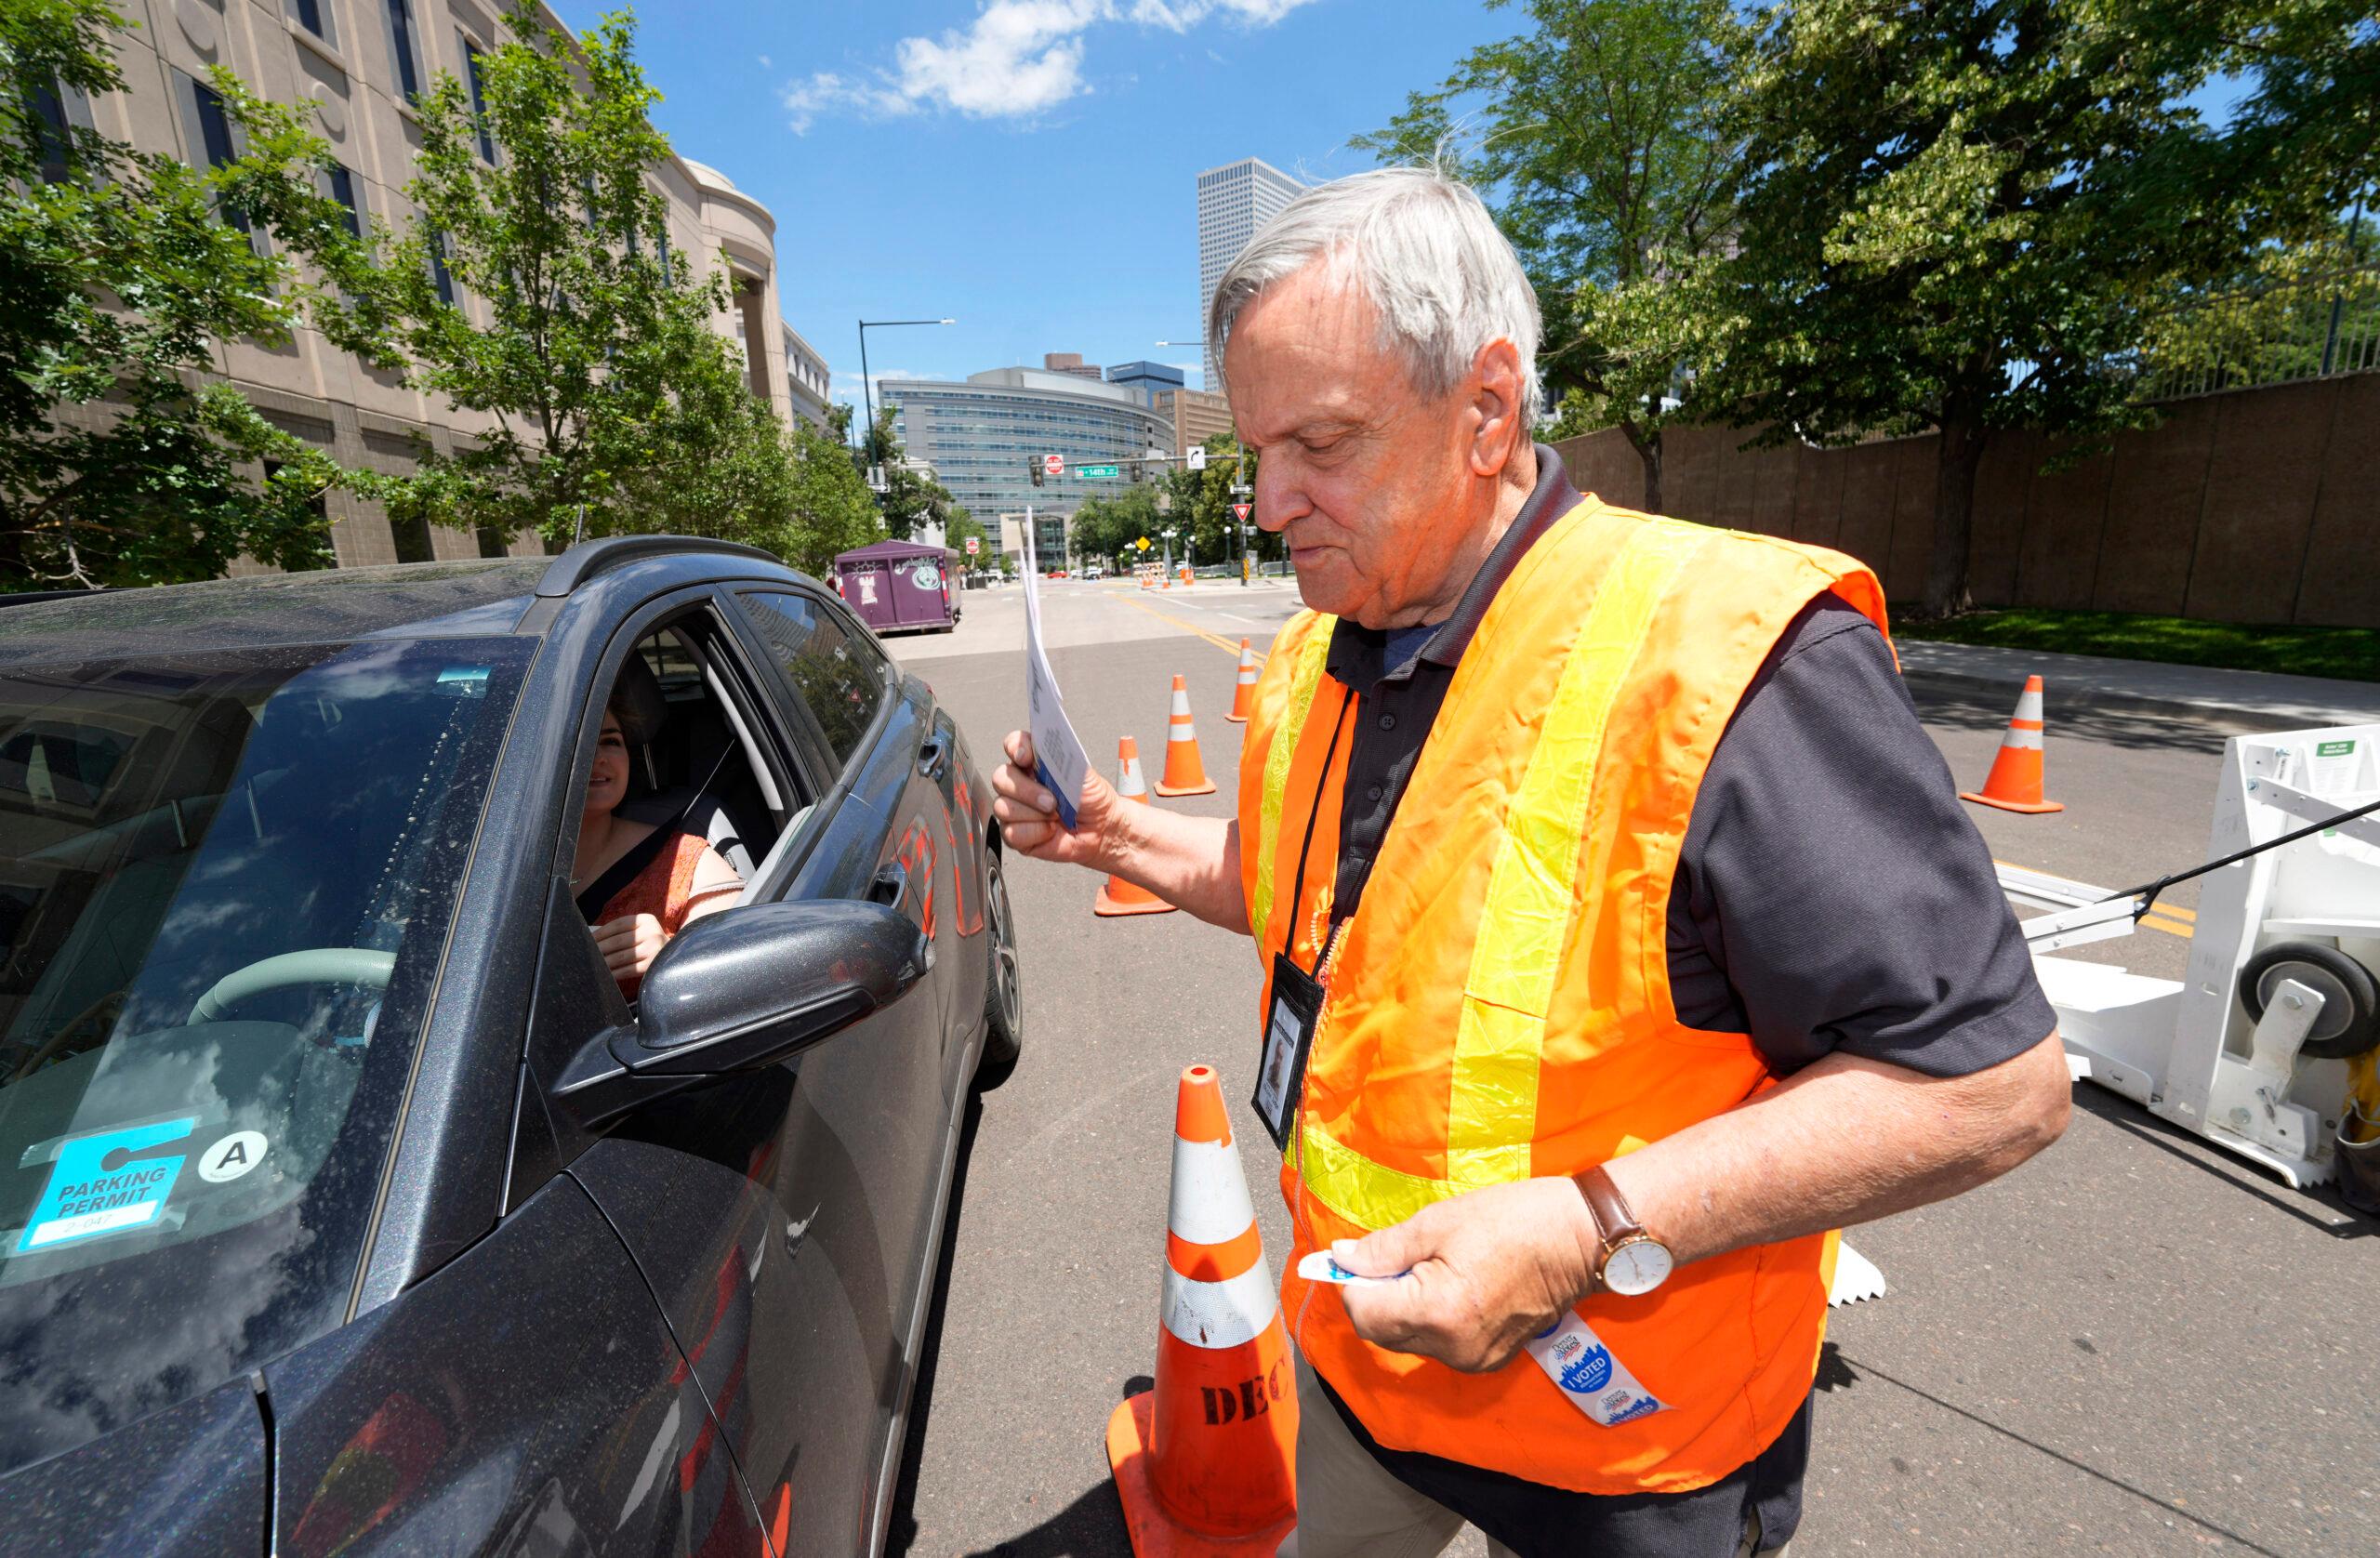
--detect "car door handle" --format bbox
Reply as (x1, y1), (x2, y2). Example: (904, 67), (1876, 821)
(869, 862), (909, 911)
(917, 735), (948, 780)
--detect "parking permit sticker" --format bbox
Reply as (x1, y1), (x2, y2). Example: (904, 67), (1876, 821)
(197, 1130), (269, 1184)
(1524, 1310), (1670, 1428)
(14, 1116), (196, 1254)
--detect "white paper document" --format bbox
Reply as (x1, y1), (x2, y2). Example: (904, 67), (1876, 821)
(1020, 514), (1091, 829)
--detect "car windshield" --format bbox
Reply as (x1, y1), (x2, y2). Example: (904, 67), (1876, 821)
(0, 637), (529, 1475)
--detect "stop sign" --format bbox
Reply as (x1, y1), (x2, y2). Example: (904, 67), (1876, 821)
(965, 536), (980, 555)
(1043, 453), (1064, 477)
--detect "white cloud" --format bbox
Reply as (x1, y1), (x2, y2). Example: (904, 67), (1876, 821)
(783, 0), (1317, 132)
(757, 53), (772, 68)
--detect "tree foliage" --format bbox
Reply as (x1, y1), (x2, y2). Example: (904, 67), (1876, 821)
(0, 0), (378, 588)
(1069, 484), (1160, 569)
(1159, 433), (1272, 564)
(355, 2), (797, 551)
(1718, 0), (2262, 616)
(862, 407), (962, 542)
(1354, 0), (1752, 509)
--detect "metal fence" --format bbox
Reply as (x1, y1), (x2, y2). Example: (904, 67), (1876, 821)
(2135, 261), (2380, 403)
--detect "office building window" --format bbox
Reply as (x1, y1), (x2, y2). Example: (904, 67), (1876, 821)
(185, 78), (252, 235)
(386, 0), (422, 102)
(27, 76), (73, 184)
(327, 165), (362, 237)
(390, 513), (436, 564)
(430, 231), (455, 305)
(290, 0), (330, 43)
(461, 39), (495, 161)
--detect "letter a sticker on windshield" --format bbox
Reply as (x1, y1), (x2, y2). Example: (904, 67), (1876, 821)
(14, 1116), (196, 1255)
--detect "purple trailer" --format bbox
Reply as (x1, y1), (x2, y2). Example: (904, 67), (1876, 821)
(829, 539), (961, 635)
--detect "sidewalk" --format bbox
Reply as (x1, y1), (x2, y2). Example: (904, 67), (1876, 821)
(1896, 636), (2380, 730)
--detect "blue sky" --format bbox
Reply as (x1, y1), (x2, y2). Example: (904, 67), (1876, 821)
(550, 2), (1510, 410)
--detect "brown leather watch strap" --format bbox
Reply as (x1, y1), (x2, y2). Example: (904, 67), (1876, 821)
(1572, 1163), (1644, 1251)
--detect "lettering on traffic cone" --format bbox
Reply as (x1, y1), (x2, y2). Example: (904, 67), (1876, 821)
(1960, 675), (2064, 813)
(1225, 640), (1257, 724)
(1097, 738), (1178, 918)
(1105, 1064), (1297, 1551)
(1154, 674), (1217, 797)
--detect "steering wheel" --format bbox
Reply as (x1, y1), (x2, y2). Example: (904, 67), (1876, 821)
(188, 948), (396, 1026)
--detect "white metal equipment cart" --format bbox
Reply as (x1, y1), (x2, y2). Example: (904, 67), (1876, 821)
(2005, 722), (2380, 1197)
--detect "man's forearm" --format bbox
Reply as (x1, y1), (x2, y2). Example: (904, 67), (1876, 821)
(1599, 1033), (2070, 1271)
(1104, 810), (1247, 931)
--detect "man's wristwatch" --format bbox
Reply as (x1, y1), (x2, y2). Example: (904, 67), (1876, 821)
(1572, 1164), (1675, 1297)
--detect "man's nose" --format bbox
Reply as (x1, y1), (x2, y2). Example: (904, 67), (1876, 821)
(1254, 467), (1304, 531)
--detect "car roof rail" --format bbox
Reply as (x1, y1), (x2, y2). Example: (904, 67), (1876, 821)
(0, 587), (117, 608)
(534, 535), (785, 598)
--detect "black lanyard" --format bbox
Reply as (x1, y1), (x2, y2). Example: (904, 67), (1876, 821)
(1281, 693), (1352, 975)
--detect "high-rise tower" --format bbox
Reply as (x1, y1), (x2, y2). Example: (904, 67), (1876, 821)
(1197, 157), (1302, 391)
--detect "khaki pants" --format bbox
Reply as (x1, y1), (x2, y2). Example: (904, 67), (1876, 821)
(1278, 1359), (1783, 1558)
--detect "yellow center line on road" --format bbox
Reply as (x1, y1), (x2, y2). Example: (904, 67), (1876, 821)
(1117, 593), (1269, 661)
(1992, 857), (2195, 940)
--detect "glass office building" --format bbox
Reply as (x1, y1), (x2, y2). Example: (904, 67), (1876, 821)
(880, 367), (1169, 564)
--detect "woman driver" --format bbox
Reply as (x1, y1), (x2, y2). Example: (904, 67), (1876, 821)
(573, 691), (742, 999)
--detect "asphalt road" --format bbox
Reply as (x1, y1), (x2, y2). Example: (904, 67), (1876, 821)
(879, 579), (2378, 1558)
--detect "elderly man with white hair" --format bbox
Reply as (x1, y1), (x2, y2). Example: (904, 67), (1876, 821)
(993, 166), (2069, 1558)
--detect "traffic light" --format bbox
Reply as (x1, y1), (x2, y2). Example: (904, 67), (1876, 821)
(1027, 454), (1043, 488)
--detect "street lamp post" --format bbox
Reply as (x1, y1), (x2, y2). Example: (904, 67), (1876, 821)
(855, 316), (956, 457)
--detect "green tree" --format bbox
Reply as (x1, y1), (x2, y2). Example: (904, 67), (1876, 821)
(943, 507), (988, 559)
(358, 2), (787, 548)
(1718, 0), (2261, 618)
(1161, 434), (1268, 565)
(0, 0), (379, 588)
(1355, 0), (1752, 511)
(1070, 485), (1160, 570)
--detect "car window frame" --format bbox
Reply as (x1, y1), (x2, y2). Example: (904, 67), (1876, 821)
(709, 588), (876, 899)
(723, 585), (903, 782)
(545, 589), (813, 903)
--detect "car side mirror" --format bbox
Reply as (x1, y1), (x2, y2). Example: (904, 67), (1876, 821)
(551, 900), (929, 1129)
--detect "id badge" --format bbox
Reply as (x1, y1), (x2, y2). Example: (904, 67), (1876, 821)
(1252, 953), (1323, 1150)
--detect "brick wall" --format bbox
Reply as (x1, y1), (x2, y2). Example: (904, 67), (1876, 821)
(1551, 373), (2380, 627)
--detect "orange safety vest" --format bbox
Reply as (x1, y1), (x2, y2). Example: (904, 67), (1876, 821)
(1236, 494), (1887, 1495)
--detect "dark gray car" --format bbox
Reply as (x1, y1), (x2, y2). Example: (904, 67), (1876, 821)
(0, 538), (1022, 1556)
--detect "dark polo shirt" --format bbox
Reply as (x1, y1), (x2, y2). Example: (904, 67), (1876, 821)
(1312, 444), (2054, 1554)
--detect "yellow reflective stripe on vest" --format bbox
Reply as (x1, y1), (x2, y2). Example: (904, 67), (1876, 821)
(1250, 620), (1336, 948)
(1445, 520), (1708, 1189)
(1302, 1114), (1460, 1228)
(1297, 521), (1710, 1231)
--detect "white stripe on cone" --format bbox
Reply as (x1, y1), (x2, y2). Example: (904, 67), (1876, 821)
(2014, 686), (2043, 720)
(1168, 1138), (1258, 1246)
(1161, 1263), (1280, 1350)
(1118, 755), (1148, 796)
(2001, 726), (2043, 750)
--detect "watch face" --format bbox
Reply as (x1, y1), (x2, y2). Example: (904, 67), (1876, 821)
(1604, 1239), (1674, 1297)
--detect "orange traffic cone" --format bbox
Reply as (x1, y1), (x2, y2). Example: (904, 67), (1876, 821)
(1097, 738), (1178, 918)
(1105, 1064), (1297, 1552)
(1154, 675), (1217, 797)
(1961, 675), (2064, 813)
(1225, 640), (1257, 724)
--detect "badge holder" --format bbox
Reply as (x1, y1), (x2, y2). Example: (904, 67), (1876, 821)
(1253, 952), (1324, 1150)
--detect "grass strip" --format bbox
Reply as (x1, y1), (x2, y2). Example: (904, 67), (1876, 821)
(1892, 607), (2378, 683)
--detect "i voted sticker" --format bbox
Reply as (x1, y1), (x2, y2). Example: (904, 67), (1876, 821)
(1524, 1310), (1669, 1428)
(15, 1117), (196, 1254)
(197, 1130), (269, 1183)
(1296, 1250), (1408, 1288)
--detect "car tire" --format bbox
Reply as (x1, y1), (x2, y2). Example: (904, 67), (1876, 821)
(974, 847), (1025, 1089)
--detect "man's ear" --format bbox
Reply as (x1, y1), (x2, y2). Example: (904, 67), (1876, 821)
(1467, 337), (1527, 477)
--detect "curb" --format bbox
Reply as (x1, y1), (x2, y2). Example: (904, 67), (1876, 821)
(1897, 662), (2377, 733)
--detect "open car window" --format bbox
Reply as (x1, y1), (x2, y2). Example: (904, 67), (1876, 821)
(0, 638), (530, 1476)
